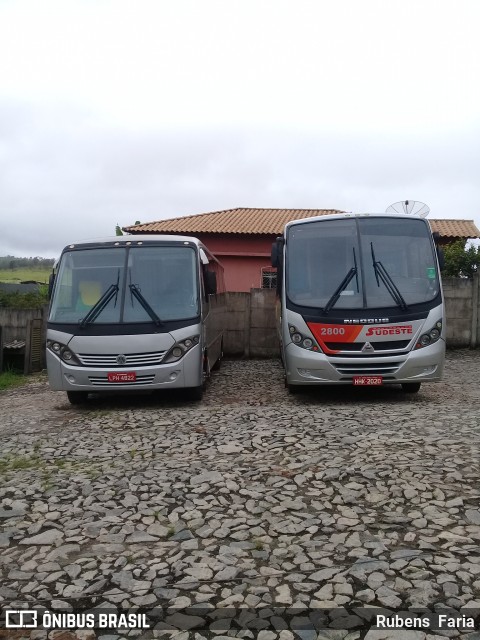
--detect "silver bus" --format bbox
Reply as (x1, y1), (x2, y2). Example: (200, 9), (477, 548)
(47, 235), (225, 404)
(271, 213), (445, 393)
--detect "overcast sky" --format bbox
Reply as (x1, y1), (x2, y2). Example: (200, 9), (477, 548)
(1, 0), (479, 257)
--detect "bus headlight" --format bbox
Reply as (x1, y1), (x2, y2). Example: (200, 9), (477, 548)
(288, 325), (320, 352)
(415, 320), (443, 350)
(47, 340), (81, 365)
(163, 335), (200, 363)
(49, 341), (62, 354)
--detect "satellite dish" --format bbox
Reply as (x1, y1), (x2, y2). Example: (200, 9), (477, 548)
(386, 200), (430, 218)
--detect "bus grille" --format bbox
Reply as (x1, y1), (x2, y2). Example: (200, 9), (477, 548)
(88, 375), (156, 386)
(78, 351), (167, 367)
(324, 340), (410, 353)
(334, 361), (402, 376)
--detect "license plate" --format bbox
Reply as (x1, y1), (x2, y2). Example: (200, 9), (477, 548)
(107, 372), (136, 383)
(352, 375), (383, 386)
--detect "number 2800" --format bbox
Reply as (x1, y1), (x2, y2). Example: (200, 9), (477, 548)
(320, 327), (346, 336)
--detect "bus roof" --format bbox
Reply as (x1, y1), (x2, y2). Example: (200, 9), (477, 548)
(283, 212), (431, 233)
(60, 234), (206, 251)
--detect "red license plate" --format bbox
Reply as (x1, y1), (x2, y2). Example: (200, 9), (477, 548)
(353, 375), (383, 386)
(107, 372), (136, 383)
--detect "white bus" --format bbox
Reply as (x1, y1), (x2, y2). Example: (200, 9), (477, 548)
(47, 235), (225, 404)
(271, 213), (445, 393)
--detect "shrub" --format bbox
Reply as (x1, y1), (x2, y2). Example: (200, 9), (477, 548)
(442, 241), (480, 279)
(0, 287), (49, 309)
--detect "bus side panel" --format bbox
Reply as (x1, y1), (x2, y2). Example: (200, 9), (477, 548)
(204, 292), (226, 369)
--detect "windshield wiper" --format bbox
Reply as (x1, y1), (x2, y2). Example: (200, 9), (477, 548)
(370, 242), (408, 310)
(323, 248), (358, 315)
(80, 275), (119, 328)
(129, 284), (162, 326)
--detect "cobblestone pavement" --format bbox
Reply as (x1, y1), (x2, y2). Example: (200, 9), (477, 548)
(1, 351), (480, 640)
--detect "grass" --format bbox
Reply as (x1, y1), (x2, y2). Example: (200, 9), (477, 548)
(0, 370), (28, 391)
(0, 451), (105, 484)
(0, 267), (52, 284)
(0, 453), (45, 473)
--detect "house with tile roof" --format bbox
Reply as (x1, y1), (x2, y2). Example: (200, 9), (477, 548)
(123, 208), (480, 292)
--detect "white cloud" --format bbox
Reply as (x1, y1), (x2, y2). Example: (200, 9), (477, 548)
(0, 0), (479, 256)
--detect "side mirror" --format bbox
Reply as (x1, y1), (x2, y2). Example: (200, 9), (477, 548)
(271, 236), (284, 268)
(436, 246), (445, 272)
(271, 243), (279, 268)
(48, 272), (55, 300)
(205, 270), (217, 296)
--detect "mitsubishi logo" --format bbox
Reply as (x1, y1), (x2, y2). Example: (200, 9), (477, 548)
(116, 354), (127, 365)
(362, 342), (375, 353)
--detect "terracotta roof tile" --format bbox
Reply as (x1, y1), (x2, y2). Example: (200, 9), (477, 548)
(123, 208), (479, 239)
(124, 208), (342, 235)
(429, 218), (480, 239)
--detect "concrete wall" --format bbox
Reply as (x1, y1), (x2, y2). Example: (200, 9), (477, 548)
(223, 289), (278, 357)
(443, 275), (480, 348)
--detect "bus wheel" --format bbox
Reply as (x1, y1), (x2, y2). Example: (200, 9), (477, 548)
(67, 391), (88, 405)
(401, 382), (421, 393)
(285, 379), (300, 394)
(186, 385), (203, 401)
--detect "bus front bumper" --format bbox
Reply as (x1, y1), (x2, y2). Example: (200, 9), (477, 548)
(284, 339), (445, 386)
(46, 346), (203, 393)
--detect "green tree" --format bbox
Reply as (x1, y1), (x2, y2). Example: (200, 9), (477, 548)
(442, 240), (480, 278)
(115, 223), (123, 236)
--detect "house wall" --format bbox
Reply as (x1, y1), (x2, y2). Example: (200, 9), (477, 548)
(192, 233), (275, 292)
(216, 255), (271, 292)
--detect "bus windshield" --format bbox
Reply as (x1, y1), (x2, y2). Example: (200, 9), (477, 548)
(49, 245), (199, 324)
(286, 217), (440, 311)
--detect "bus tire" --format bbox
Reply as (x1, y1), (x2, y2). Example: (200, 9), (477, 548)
(67, 391), (88, 405)
(186, 385), (203, 401)
(401, 382), (421, 393)
(286, 380), (300, 395)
